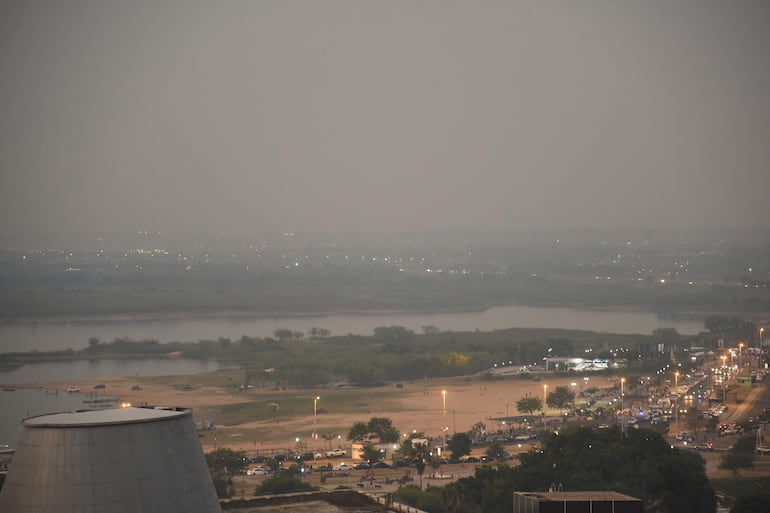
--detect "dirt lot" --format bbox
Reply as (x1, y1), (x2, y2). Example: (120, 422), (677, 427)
(30, 371), (597, 455)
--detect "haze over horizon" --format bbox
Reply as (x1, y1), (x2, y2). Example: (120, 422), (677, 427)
(2, 1), (769, 248)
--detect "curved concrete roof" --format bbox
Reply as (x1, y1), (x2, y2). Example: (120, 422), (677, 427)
(0, 406), (221, 513)
(23, 406), (189, 427)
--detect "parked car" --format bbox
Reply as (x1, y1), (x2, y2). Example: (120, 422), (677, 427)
(326, 448), (346, 458)
(247, 466), (269, 476)
(354, 462), (371, 470)
(371, 461), (390, 469)
(694, 443), (713, 451)
(333, 462), (353, 471)
(315, 464), (332, 472)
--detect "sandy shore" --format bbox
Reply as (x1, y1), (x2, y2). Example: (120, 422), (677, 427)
(29, 372), (609, 455)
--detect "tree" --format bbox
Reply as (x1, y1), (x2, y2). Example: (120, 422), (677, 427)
(516, 394), (543, 415)
(730, 492), (770, 513)
(205, 448), (247, 498)
(321, 432), (339, 449)
(546, 386), (575, 414)
(361, 443), (385, 464)
(485, 440), (507, 461)
(422, 325), (440, 335)
(412, 441), (429, 489)
(347, 417), (399, 444)
(373, 326), (414, 340)
(437, 426), (716, 513)
(719, 435), (755, 477)
(470, 421), (487, 440)
(309, 327), (331, 338)
(273, 329), (294, 341)
(447, 432), (472, 461)
(256, 472), (314, 494)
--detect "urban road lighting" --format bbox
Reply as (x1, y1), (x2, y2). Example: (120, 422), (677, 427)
(313, 396), (320, 440)
(620, 378), (626, 434)
(739, 342), (744, 369)
(441, 390), (447, 452)
(761, 327), (765, 349)
(674, 371), (680, 426)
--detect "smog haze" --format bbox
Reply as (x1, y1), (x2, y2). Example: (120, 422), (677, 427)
(1, 1), (769, 247)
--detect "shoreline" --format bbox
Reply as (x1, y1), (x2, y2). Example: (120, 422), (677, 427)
(0, 301), (712, 326)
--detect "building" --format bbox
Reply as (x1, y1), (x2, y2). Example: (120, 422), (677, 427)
(513, 491), (643, 513)
(0, 406), (221, 513)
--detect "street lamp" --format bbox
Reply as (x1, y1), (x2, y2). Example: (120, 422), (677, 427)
(674, 371), (680, 426)
(739, 342), (744, 370)
(441, 390), (447, 451)
(761, 328), (765, 349)
(620, 378), (626, 433)
(313, 396), (320, 440)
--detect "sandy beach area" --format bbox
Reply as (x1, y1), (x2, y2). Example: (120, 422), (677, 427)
(28, 371), (611, 456)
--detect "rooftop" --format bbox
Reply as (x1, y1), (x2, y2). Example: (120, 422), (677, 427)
(23, 406), (189, 427)
(516, 491), (640, 502)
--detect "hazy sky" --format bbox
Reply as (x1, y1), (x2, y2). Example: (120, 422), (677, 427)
(1, 1), (769, 245)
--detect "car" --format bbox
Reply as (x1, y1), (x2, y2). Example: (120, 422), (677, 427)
(479, 455), (493, 463)
(247, 466), (269, 476)
(371, 461), (390, 469)
(333, 462), (353, 471)
(93, 383), (106, 389)
(326, 448), (346, 458)
(463, 456), (480, 463)
(354, 462), (371, 470)
(694, 443), (713, 451)
(130, 384), (142, 391)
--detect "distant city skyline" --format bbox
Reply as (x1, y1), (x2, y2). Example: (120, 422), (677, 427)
(2, 1), (769, 246)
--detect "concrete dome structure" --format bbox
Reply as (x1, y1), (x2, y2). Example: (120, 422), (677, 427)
(0, 406), (221, 513)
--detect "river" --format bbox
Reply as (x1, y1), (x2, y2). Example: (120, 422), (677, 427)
(0, 304), (704, 354)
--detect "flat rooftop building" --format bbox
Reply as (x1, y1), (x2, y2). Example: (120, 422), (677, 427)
(513, 491), (643, 513)
(0, 406), (221, 513)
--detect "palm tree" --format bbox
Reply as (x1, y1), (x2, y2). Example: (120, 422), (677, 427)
(321, 432), (338, 449)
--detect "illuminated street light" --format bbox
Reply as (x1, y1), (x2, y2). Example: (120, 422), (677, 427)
(620, 378), (626, 434)
(313, 396), (320, 440)
(739, 342), (744, 370)
(761, 327), (765, 348)
(441, 390), (447, 451)
(674, 371), (680, 426)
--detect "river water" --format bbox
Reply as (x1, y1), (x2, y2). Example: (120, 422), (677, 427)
(0, 304), (703, 354)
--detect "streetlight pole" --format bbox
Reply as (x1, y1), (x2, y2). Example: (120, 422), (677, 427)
(761, 328), (765, 349)
(543, 384), (548, 429)
(674, 371), (679, 427)
(739, 343), (744, 370)
(313, 396), (320, 440)
(441, 390), (447, 452)
(620, 378), (626, 435)
(721, 356), (727, 401)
